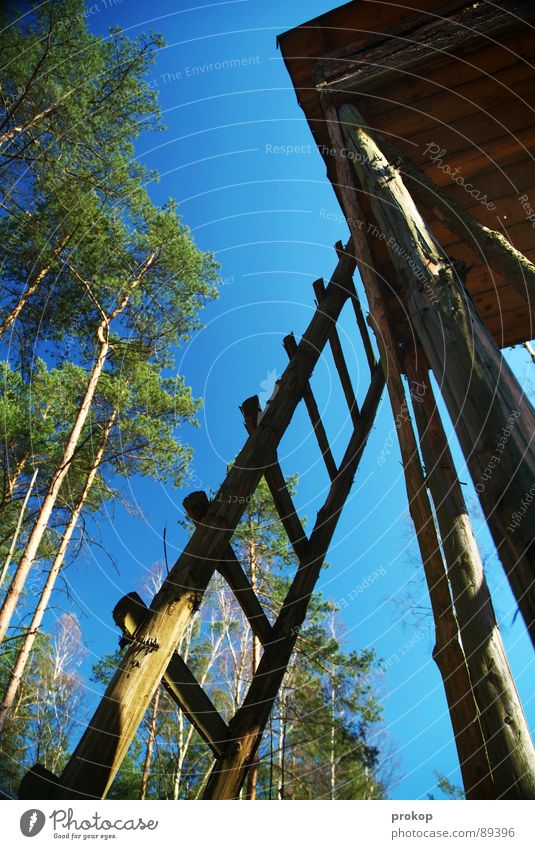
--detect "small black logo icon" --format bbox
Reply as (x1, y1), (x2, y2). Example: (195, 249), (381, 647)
(20, 810), (46, 837)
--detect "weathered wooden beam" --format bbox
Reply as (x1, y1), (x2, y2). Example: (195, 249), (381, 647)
(203, 363), (385, 799)
(316, 1), (531, 92)
(405, 349), (535, 799)
(339, 102), (535, 648)
(184, 490), (273, 646)
(113, 592), (228, 757)
(375, 134), (535, 304)
(283, 332), (338, 480)
(320, 97), (496, 799)
(54, 240), (356, 800)
(313, 277), (360, 427)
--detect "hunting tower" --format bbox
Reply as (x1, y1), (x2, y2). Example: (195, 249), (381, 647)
(21, 0), (535, 801)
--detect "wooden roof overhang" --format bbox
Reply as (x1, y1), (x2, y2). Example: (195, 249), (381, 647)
(278, 0), (535, 347)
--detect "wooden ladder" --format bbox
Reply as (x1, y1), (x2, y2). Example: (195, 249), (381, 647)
(20, 239), (384, 801)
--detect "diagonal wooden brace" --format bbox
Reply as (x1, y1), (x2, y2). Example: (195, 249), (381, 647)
(262, 458), (308, 561)
(184, 491), (273, 646)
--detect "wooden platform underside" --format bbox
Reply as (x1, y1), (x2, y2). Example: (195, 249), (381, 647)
(278, 0), (535, 347)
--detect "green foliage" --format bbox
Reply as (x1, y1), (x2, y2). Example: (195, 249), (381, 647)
(0, 0), (219, 780)
(428, 773), (465, 800)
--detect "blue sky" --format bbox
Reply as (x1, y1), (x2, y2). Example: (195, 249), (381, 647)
(39, 0), (535, 799)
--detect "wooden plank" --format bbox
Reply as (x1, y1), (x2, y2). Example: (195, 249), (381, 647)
(218, 553), (273, 645)
(283, 332), (338, 481)
(54, 240), (356, 800)
(425, 158), (535, 215)
(407, 110), (534, 164)
(345, 280), (377, 372)
(313, 277), (360, 427)
(365, 61), (535, 137)
(278, 0), (473, 84)
(319, 2), (532, 91)
(113, 592), (229, 757)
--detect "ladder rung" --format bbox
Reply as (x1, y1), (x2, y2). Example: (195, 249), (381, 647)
(283, 332), (338, 481)
(313, 277), (360, 428)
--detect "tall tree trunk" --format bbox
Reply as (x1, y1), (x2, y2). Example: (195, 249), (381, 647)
(245, 517), (261, 800)
(0, 236), (69, 339)
(405, 352), (535, 799)
(330, 673), (336, 800)
(320, 98), (495, 799)
(0, 412), (115, 731)
(0, 467), (38, 589)
(140, 688), (160, 800)
(172, 622), (192, 801)
(0, 97), (74, 147)
(0, 331), (110, 643)
(339, 103), (535, 646)
(278, 699), (286, 801)
(172, 622), (224, 800)
(329, 612), (336, 800)
(173, 710), (185, 801)
(0, 250), (156, 644)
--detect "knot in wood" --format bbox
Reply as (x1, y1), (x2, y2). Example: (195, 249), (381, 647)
(189, 591), (203, 614)
(132, 634), (160, 654)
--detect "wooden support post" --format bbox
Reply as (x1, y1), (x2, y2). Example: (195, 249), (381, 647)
(339, 102), (535, 648)
(203, 364), (385, 799)
(184, 491), (273, 646)
(375, 135), (535, 304)
(320, 98), (495, 799)
(112, 592), (229, 757)
(52, 241), (356, 800)
(313, 277), (360, 427)
(405, 351), (535, 798)
(283, 332), (338, 480)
